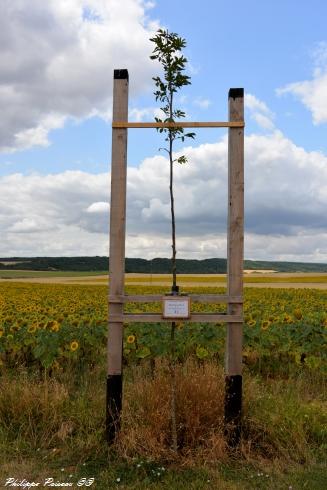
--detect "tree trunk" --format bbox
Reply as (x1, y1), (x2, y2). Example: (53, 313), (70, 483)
(168, 95), (178, 453)
(170, 321), (178, 453)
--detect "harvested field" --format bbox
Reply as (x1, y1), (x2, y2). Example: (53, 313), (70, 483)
(1, 271), (327, 288)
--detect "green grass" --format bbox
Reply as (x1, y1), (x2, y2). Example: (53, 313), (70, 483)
(1, 455), (325, 489)
(6, 458), (323, 489)
(0, 270), (107, 278)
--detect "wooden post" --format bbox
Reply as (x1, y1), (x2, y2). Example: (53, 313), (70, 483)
(106, 69), (129, 443)
(225, 88), (244, 446)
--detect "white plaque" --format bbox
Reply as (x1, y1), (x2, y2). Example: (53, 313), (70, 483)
(162, 296), (190, 319)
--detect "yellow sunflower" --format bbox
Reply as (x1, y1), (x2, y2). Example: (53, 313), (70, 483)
(27, 324), (37, 334)
(70, 341), (79, 352)
(293, 309), (303, 320)
(127, 335), (136, 344)
(52, 360), (60, 370)
(0, 328), (4, 338)
(50, 321), (60, 332)
(261, 320), (271, 331)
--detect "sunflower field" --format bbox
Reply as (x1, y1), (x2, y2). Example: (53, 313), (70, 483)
(0, 282), (326, 375)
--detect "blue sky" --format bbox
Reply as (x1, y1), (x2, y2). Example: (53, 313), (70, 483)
(0, 0), (326, 261)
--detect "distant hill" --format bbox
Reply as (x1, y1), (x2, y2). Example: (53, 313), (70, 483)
(0, 256), (327, 273)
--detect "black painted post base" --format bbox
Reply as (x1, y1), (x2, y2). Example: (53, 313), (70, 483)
(224, 375), (242, 447)
(106, 374), (122, 444)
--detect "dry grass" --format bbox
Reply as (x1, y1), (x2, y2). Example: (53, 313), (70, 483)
(0, 368), (105, 461)
(0, 372), (69, 449)
(118, 360), (227, 463)
(114, 361), (326, 467)
(0, 360), (325, 483)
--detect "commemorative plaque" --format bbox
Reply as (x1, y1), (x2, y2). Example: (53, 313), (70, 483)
(162, 296), (191, 319)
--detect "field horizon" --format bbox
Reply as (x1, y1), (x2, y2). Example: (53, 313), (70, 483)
(1, 256), (327, 274)
(1, 270), (327, 289)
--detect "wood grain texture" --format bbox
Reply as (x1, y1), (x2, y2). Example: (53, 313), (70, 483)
(226, 89), (244, 376)
(107, 73), (129, 376)
(108, 313), (243, 323)
(112, 121), (244, 128)
(108, 294), (243, 304)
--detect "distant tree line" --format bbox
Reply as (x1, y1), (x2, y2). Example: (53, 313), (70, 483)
(0, 256), (326, 273)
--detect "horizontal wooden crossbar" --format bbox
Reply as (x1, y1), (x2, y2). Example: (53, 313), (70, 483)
(112, 121), (245, 129)
(109, 313), (243, 323)
(108, 294), (243, 304)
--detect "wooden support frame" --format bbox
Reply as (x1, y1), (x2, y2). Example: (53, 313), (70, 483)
(112, 121), (244, 128)
(109, 314), (243, 323)
(107, 68), (244, 446)
(108, 294), (243, 303)
(106, 69), (129, 443)
(225, 88), (244, 446)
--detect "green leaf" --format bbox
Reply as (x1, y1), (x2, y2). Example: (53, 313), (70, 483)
(41, 353), (56, 369)
(196, 346), (209, 359)
(177, 155), (187, 164)
(33, 344), (45, 358)
(136, 346), (151, 359)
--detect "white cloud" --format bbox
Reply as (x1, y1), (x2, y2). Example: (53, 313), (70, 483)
(0, 131), (326, 261)
(12, 114), (67, 152)
(9, 218), (45, 233)
(277, 42), (327, 124)
(141, 198), (170, 220)
(129, 106), (163, 122)
(246, 231), (327, 263)
(125, 233), (228, 260)
(86, 201), (109, 213)
(0, 0), (159, 152)
(251, 113), (275, 131)
(245, 94), (275, 131)
(245, 94), (271, 114)
(193, 97), (211, 109)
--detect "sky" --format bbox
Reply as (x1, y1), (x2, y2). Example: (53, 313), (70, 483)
(0, 0), (326, 262)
